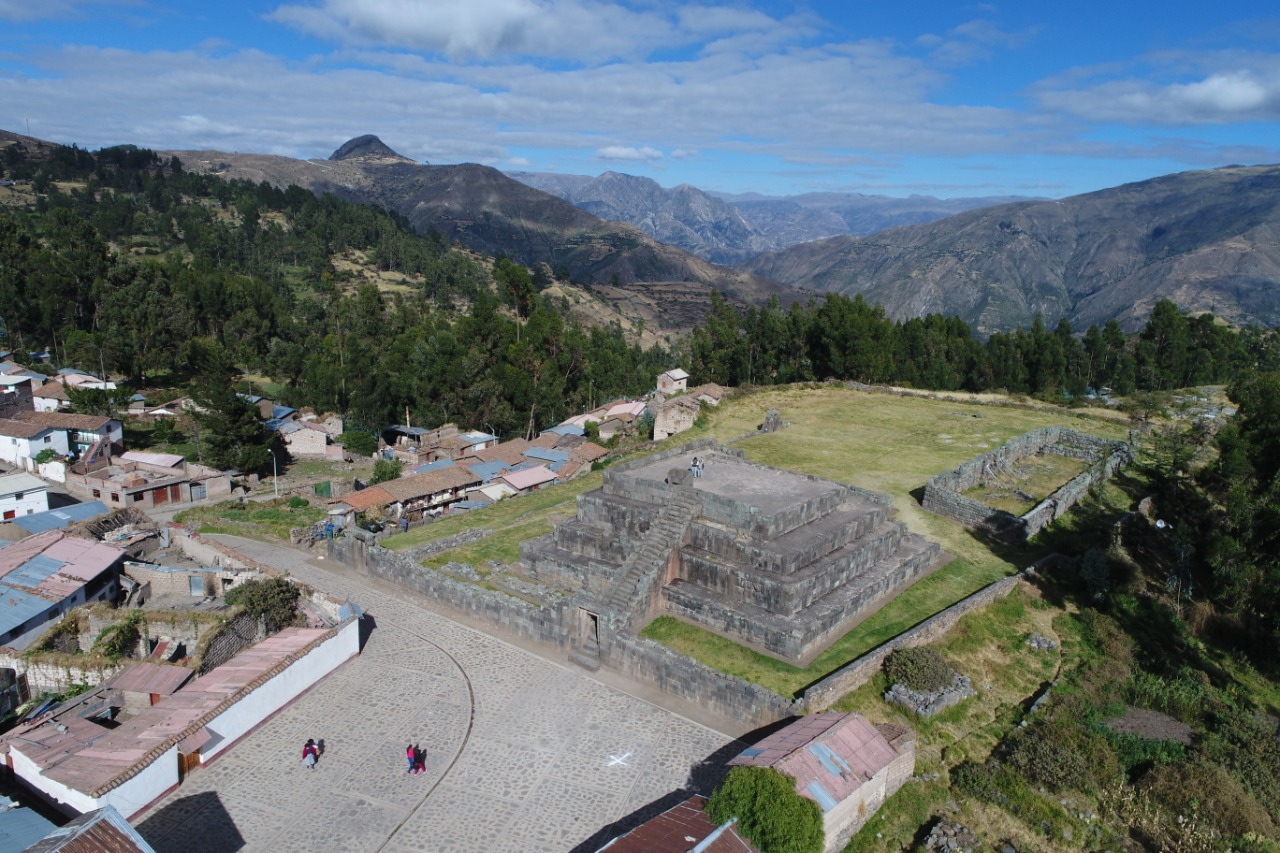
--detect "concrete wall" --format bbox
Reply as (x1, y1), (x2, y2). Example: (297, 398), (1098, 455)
(201, 616), (360, 761)
(802, 574), (1024, 712)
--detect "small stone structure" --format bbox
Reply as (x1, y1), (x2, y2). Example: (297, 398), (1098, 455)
(922, 426), (1133, 542)
(884, 672), (977, 717)
(523, 440), (942, 665)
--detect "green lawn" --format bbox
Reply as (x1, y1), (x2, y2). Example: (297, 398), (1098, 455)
(175, 498), (326, 541)
(387, 470), (606, 554)
(635, 386), (1130, 693)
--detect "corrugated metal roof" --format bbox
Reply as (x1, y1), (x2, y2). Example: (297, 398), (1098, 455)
(12, 502), (107, 535)
(596, 795), (758, 853)
(412, 459), (455, 474)
(0, 582), (50, 637)
(458, 459), (510, 483)
(0, 472), (49, 496)
(525, 447), (570, 463)
(20, 804), (156, 852)
(661, 369), (690, 380)
(4, 554), (65, 590)
(106, 663), (193, 697)
(728, 712), (903, 810)
(119, 451), (184, 468)
(543, 423), (585, 438)
(0, 800), (58, 851)
(500, 466), (557, 491)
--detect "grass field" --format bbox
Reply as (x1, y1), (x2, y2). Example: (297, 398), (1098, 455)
(176, 498), (326, 540)
(387, 384), (1131, 694)
(633, 386), (1129, 691)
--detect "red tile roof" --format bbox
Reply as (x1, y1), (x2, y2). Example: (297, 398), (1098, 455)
(14, 411), (115, 430)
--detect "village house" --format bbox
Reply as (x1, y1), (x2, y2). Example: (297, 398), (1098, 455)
(0, 472), (50, 520)
(63, 451), (232, 510)
(274, 419), (330, 457)
(337, 465), (482, 522)
(727, 712), (915, 853)
(0, 380), (36, 420)
(32, 382), (72, 412)
(0, 501), (109, 542)
(13, 411), (123, 459)
(0, 530), (125, 650)
(0, 616), (361, 820)
(499, 465), (558, 495)
(0, 417), (69, 471)
(657, 368), (690, 395)
(18, 803), (157, 852)
(652, 395), (702, 441)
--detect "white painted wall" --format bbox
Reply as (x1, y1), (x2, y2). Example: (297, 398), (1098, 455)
(0, 487), (49, 518)
(202, 618), (360, 761)
(0, 429), (70, 469)
(103, 744), (179, 820)
(9, 745), (100, 816)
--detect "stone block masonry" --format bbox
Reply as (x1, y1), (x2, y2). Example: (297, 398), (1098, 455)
(922, 426), (1134, 542)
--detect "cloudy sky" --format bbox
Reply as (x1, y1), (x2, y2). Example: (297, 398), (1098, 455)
(2, 1), (1278, 198)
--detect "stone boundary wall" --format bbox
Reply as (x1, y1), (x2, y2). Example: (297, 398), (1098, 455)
(326, 535), (803, 726)
(802, 574), (1025, 712)
(327, 536), (573, 651)
(922, 427), (1133, 542)
(607, 634), (802, 728)
(0, 651), (121, 697)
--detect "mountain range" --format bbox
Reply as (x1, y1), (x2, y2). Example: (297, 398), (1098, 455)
(168, 136), (793, 331)
(508, 169), (1025, 265)
(746, 163), (1280, 333)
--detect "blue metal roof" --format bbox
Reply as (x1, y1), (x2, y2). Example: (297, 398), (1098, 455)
(0, 583), (51, 637)
(12, 501), (108, 534)
(525, 447), (570, 463)
(805, 780), (838, 813)
(544, 423), (585, 437)
(271, 405), (297, 420)
(5, 554), (66, 590)
(413, 459), (455, 474)
(0, 800), (58, 850)
(463, 460), (510, 483)
(236, 392), (264, 403)
(451, 501), (487, 510)
(458, 431), (497, 444)
(57, 368), (93, 376)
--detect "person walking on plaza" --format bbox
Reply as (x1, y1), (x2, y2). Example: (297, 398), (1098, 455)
(407, 744), (421, 775)
(302, 739), (319, 770)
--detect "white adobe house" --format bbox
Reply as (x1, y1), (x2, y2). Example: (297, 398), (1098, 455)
(0, 472), (50, 520)
(656, 369), (689, 395)
(0, 418), (70, 471)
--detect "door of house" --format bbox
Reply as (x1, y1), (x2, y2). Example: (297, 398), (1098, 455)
(190, 576), (205, 596)
(170, 484), (182, 502)
(191, 483), (207, 501)
(153, 486), (169, 506)
(178, 751), (201, 780)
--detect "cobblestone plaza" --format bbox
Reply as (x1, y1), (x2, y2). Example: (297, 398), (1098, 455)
(134, 537), (737, 853)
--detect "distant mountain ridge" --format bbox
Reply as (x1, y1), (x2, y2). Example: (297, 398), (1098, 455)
(508, 169), (1027, 264)
(165, 136), (796, 331)
(744, 163), (1280, 333)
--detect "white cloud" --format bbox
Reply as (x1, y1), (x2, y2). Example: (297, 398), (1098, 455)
(269, 0), (685, 62)
(0, 0), (93, 21)
(507, 156), (531, 167)
(597, 145), (663, 161)
(1036, 55), (1280, 125)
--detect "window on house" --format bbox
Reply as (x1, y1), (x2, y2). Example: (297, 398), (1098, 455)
(111, 493), (119, 502)
(13, 492), (22, 500)
(93, 489), (101, 498)
(43, 435), (51, 443)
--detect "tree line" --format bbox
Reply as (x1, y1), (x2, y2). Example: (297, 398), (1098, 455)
(690, 291), (1280, 398)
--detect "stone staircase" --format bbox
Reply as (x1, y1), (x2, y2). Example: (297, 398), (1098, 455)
(603, 487), (702, 631)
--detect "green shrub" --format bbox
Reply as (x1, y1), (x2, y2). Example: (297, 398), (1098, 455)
(1006, 718), (1117, 793)
(884, 646), (951, 692)
(370, 457), (403, 484)
(287, 495), (309, 509)
(339, 430), (377, 457)
(707, 766), (824, 853)
(1139, 761), (1277, 838)
(33, 448), (58, 464)
(225, 577), (301, 633)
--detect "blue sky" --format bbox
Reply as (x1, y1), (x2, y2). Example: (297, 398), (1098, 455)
(2, 1), (1278, 199)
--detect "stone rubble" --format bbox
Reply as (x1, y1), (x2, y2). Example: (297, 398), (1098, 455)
(921, 821), (980, 853)
(1026, 632), (1057, 650)
(885, 672), (976, 717)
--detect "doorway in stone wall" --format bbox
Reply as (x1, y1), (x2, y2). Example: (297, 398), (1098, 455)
(578, 608), (600, 654)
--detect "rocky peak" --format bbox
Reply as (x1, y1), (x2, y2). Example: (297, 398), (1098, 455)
(329, 135), (413, 162)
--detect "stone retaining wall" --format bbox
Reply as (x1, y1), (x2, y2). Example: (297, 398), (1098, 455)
(327, 535), (802, 726)
(803, 573), (1025, 712)
(922, 427), (1133, 542)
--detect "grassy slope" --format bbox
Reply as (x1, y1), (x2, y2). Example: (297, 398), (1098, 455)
(638, 386), (1127, 695)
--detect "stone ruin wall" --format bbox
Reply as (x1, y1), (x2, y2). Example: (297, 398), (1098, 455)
(922, 426), (1133, 541)
(325, 534), (800, 727)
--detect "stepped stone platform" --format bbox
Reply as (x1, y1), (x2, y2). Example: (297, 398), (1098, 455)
(522, 442), (943, 665)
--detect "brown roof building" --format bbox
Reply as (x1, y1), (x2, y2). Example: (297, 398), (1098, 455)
(595, 795), (758, 853)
